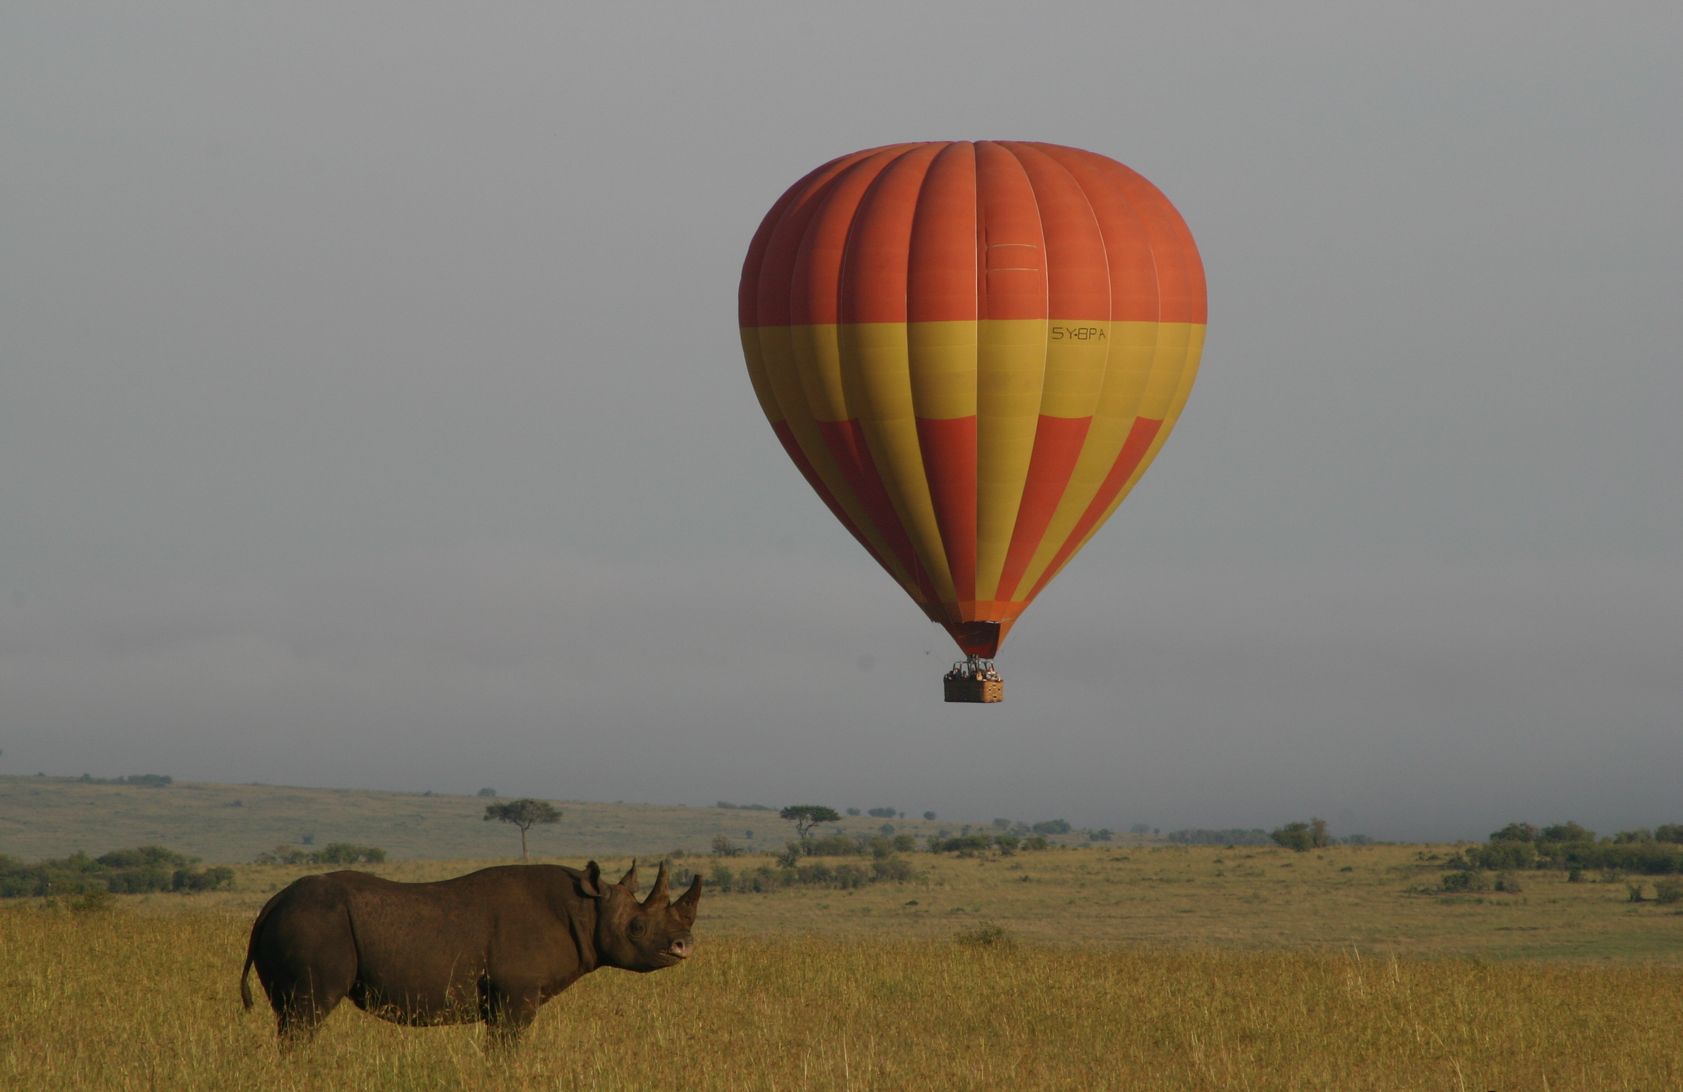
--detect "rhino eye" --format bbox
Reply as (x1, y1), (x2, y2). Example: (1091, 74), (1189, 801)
(628, 918), (647, 938)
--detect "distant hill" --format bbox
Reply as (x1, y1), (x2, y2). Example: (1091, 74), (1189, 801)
(0, 776), (962, 864)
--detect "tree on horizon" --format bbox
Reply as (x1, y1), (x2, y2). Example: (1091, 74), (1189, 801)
(483, 799), (562, 861)
(779, 805), (840, 844)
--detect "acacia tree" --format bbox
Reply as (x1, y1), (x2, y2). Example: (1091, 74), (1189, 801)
(483, 799), (562, 860)
(779, 805), (840, 844)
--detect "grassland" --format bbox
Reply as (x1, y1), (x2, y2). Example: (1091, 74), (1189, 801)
(0, 774), (810, 862)
(4, 779), (1682, 1087)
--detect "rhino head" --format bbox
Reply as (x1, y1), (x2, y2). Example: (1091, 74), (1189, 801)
(582, 859), (702, 972)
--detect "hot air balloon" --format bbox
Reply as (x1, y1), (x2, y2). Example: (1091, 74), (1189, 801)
(738, 142), (1206, 702)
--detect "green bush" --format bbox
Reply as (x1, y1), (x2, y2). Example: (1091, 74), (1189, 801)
(0, 847), (232, 898)
(1489, 822), (1539, 843)
(1541, 822), (1596, 843)
(254, 843), (385, 867)
(173, 866), (234, 892)
(316, 843), (385, 865)
(709, 856), (917, 894)
(873, 856), (916, 882)
(1549, 842), (1683, 875)
(929, 834), (994, 855)
(806, 834), (858, 857)
(1167, 828), (1271, 846)
(1271, 819), (1331, 852)
(1470, 840), (1538, 871)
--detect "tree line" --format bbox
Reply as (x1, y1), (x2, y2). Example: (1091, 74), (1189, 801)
(1463, 821), (1683, 875)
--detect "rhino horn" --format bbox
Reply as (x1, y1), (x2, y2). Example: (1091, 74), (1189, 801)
(643, 860), (671, 907)
(618, 860), (638, 892)
(673, 874), (703, 925)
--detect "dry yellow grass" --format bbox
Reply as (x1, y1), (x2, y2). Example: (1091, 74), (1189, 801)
(4, 845), (1683, 1089)
(2, 903), (1680, 1090)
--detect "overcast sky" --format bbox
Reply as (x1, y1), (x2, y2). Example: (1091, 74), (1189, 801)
(3, 3), (1678, 841)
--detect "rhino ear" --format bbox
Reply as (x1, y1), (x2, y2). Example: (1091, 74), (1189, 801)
(617, 859), (639, 892)
(579, 860), (604, 898)
(673, 875), (702, 926)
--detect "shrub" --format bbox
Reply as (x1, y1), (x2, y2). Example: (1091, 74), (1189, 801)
(873, 855), (916, 883)
(314, 843), (386, 865)
(1470, 840), (1538, 871)
(955, 922), (1012, 948)
(173, 866), (234, 892)
(1540, 821), (1595, 844)
(1271, 820), (1331, 852)
(1168, 828), (1271, 846)
(806, 834), (858, 857)
(1441, 870), (1488, 893)
(930, 834), (994, 856)
(254, 843), (385, 867)
(1548, 842), (1683, 875)
(1655, 880), (1683, 905)
(0, 847), (232, 898)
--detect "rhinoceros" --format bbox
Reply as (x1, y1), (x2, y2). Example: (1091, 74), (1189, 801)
(240, 859), (700, 1043)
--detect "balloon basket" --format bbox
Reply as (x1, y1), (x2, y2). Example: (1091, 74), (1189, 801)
(943, 659), (1003, 704)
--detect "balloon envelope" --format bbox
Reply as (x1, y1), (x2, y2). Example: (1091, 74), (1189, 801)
(739, 141), (1206, 658)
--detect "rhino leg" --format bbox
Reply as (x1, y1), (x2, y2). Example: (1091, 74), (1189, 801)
(266, 962), (355, 1045)
(480, 983), (543, 1048)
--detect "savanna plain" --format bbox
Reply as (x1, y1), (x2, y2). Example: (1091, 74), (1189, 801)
(3, 778), (1680, 1090)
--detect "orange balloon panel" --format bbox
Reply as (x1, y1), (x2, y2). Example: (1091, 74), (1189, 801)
(739, 142), (1206, 658)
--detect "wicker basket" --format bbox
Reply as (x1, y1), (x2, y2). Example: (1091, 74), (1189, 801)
(944, 674), (1004, 703)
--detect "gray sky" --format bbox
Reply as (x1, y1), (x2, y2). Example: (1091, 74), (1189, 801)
(3, 3), (1679, 841)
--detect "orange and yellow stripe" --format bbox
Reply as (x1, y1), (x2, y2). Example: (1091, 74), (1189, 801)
(739, 142), (1206, 658)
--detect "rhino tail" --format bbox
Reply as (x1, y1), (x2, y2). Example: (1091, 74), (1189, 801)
(241, 887), (288, 1012)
